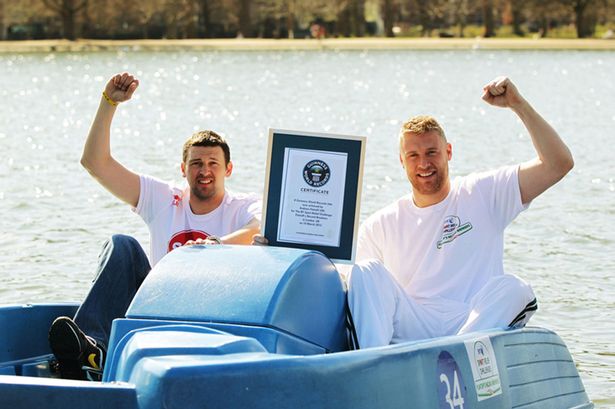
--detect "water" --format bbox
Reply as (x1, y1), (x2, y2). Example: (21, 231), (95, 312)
(0, 49), (613, 406)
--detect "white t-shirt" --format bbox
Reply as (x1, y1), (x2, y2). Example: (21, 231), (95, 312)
(134, 175), (261, 265)
(357, 165), (528, 304)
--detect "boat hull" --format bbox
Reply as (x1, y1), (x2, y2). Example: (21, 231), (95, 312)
(0, 246), (593, 409)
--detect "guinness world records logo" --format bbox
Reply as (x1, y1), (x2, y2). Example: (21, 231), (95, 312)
(303, 160), (331, 187)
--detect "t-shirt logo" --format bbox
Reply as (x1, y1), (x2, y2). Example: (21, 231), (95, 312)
(168, 230), (209, 252)
(172, 194), (182, 206)
(437, 215), (472, 249)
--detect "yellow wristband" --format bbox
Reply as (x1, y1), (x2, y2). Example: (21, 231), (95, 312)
(102, 91), (118, 107)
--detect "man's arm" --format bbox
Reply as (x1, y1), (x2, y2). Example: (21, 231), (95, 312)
(220, 217), (261, 244)
(482, 76), (574, 205)
(81, 73), (141, 207)
(185, 218), (261, 246)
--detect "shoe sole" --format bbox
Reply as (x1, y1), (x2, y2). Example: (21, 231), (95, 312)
(49, 317), (85, 360)
(48, 317), (86, 380)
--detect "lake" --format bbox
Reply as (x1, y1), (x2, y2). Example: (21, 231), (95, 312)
(0, 48), (613, 406)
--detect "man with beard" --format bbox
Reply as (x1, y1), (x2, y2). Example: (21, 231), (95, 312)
(48, 72), (261, 380)
(348, 76), (574, 348)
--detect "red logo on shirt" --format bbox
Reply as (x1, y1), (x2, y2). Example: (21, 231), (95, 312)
(168, 230), (210, 252)
(172, 194), (182, 206)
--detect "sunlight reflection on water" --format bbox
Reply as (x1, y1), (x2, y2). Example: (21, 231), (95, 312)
(1, 49), (614, 404)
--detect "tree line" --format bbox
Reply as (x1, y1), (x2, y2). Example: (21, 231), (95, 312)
(0, 0), (613, 41)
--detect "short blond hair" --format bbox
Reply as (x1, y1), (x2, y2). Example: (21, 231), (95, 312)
(400, 115), (447, 141)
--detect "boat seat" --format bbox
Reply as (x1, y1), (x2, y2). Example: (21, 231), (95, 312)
(124, 245), (348, 354)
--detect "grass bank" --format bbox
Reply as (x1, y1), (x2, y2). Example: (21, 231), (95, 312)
(1, 37), (614, 53)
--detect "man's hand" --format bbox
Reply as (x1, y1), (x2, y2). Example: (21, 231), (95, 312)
(104, 72), (139, 104)
(481, 76), (526, 110)
(184, 237), (223, 246)
(252, 234), (269, 246)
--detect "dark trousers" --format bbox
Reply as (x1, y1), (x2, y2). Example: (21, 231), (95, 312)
(74, 234), (151, 347)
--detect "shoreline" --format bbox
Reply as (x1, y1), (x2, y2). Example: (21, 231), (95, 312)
(1, 37), (615, 53)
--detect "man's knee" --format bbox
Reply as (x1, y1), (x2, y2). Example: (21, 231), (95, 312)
(109, 234), (140, 251)
(103, 234), (147, 261)
(501, 274), (535, 304)
(349, 259), (389, 289)
(348, 259), (402, 312)
(95, 234), (149, 282)
(495, 275), (537, 328)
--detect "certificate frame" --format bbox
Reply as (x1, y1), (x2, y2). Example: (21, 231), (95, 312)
(261, 128), (366, 263)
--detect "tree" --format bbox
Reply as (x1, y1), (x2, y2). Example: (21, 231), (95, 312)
(251, 0), (336, 38)
(447, 0), (474, 37)
(41, 0), (87, 40)
(415, 0), (432, 36)
(194, 0), (237, 38)
(504, 0), (527, 36)
(525, 0), (552, 37)
(381, 0), (395, 37)
(560, 0), (598, 37)
(336, 0), (367, 37)
(285, 0), (295, 38)
(412, 0), (448, 36)
(0, 0), (5, 40)
(341, 0), (366, 37)
(237, 0), (252, 37)
(131, 0), (167, 39)
(158, 0), (199, 38)
(481, 0), (495, 37)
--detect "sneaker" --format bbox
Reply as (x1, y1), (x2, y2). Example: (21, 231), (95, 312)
(48, 316), (106, 381)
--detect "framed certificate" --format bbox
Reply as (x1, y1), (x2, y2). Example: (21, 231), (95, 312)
(262, 128), (366, 263)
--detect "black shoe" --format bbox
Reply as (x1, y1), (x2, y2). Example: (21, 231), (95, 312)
(48, 316), (106, 381)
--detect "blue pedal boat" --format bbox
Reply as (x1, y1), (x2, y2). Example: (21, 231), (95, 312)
(0, 245), (593, 408)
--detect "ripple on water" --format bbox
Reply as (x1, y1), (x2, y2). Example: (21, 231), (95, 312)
(1, 49), (614, 403)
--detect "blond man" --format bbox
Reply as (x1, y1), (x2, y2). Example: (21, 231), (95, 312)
(349, 77), (573, 348)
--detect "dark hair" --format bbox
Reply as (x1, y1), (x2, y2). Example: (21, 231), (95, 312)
(182, 130), (230, 165)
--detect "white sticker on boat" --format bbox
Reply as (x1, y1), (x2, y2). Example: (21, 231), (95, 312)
(464, 336), (502, 401)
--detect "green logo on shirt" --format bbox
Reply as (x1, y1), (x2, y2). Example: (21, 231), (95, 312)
(437, 215), (473, 249)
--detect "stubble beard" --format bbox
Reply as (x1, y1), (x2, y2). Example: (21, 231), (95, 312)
(410, 168), (447, 196)
(191, 183), (216, 202)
